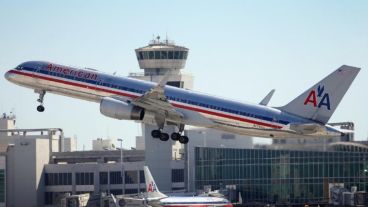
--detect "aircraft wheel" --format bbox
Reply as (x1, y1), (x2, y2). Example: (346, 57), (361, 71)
(179, 136), (189, 144)
(37, 105), (45, 112)
(159, 133), (170, 141)
(171, 133), (181, 141)
(151, 130), (161, 138)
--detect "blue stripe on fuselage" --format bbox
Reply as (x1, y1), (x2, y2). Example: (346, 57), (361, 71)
(17, 61), (311, 126)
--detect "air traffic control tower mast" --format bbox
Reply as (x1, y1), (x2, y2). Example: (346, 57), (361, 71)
(130, 37), (193, 192)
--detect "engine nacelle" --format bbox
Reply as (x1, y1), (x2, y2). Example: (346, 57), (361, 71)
(100, 97), (145, 120)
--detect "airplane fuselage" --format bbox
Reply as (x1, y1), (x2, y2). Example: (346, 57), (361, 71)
(5, 61), (341, 139)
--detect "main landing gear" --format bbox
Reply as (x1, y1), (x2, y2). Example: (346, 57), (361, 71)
(151, 124), (189, 144)
(35, 89), (46, 112)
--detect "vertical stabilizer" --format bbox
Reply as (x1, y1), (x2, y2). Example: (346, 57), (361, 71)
(144, 166), (167, 199)
(279, 65), (360, 124)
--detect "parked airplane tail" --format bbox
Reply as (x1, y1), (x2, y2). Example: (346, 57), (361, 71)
(279, 65), (360, 124)
(143, 166), (167, 199)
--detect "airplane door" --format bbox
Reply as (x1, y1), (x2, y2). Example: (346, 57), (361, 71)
(32, 64), (43, 83)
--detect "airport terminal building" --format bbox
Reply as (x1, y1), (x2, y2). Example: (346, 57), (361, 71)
(195, 147), (368, 206)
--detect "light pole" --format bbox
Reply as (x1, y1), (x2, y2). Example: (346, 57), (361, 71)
(117, 138), (124, 195)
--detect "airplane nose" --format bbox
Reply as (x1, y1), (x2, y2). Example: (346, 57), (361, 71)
(4, 71), (13, 81)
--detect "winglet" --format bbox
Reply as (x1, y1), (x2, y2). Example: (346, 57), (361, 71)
(157, 72), (171, 88)
(259, 89), (275, 106)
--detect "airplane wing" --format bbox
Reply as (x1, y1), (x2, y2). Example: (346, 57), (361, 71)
(130, 74), (184, 127)
(259, 89), (275, 106)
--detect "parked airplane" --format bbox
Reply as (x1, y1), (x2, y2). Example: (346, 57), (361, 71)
(4, 61), (360, 143)
(143, 166), (233, 207)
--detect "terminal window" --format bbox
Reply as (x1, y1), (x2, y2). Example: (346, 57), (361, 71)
(76, 172), (94, 185)
(110, 171), (122, 184)
(100, 172), (108, 185)
(139, 170), (145, 183)
(125, 170), (138, 184)
(0, 170), (4, 202)
(172, 169), (184, 183)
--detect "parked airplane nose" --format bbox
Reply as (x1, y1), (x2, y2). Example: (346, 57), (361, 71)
(4, 71), (13, 81)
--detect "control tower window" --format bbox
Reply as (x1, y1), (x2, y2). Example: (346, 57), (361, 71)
(138, 52), (143, 60)
(183, 51), (188, 59)
(179, 51), (184, 59)
(174, 51), (180, 59)
(143, 51), (149, 59)
(149, 51), (154, 59)
(161, 51), (167, 59)
(168, 51), (173, 59)
(155, 51), (160, 59)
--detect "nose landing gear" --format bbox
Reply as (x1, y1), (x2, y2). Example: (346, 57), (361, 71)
(35, 89), (46, 112)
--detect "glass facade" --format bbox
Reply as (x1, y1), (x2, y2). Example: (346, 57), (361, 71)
(137, 50), (188, 60)
(195, 147), (368, 205)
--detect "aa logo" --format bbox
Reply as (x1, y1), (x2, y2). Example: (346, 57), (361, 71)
(303, 85), (331, 110)
(147, 181), (157, 192)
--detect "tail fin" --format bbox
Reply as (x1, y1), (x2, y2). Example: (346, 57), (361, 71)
(279, 65), (360, 124)
(143, 166), (167, 199)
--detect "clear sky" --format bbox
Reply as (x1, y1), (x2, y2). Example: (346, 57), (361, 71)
(0, 0), (367, 149)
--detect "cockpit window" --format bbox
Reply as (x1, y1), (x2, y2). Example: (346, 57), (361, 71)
(15, 65), (23, 70)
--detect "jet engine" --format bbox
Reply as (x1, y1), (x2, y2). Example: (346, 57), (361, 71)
(100, 97), (145, 120)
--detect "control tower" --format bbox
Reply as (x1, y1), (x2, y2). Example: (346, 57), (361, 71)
(131, 36), (193, 88)
(130, 37), (193, 192)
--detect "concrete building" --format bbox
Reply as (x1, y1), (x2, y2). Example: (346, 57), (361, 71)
(63, 136), (77, 152)
(92, 138), (116, 151)
(0, 113), (64, 207)
(0, 155), (5, 207)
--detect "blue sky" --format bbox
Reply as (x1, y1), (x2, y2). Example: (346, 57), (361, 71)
(1, 1), (367, 149)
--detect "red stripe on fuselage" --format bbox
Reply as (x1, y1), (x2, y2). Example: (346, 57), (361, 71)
(9, 70), (283, 129)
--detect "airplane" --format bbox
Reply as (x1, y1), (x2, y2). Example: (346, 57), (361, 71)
(4, 61), (360, 144)
(143, 166), (233, 207)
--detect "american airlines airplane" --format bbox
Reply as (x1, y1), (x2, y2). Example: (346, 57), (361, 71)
(143, 166), (233, 207)
(4, 61), (360, 144)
